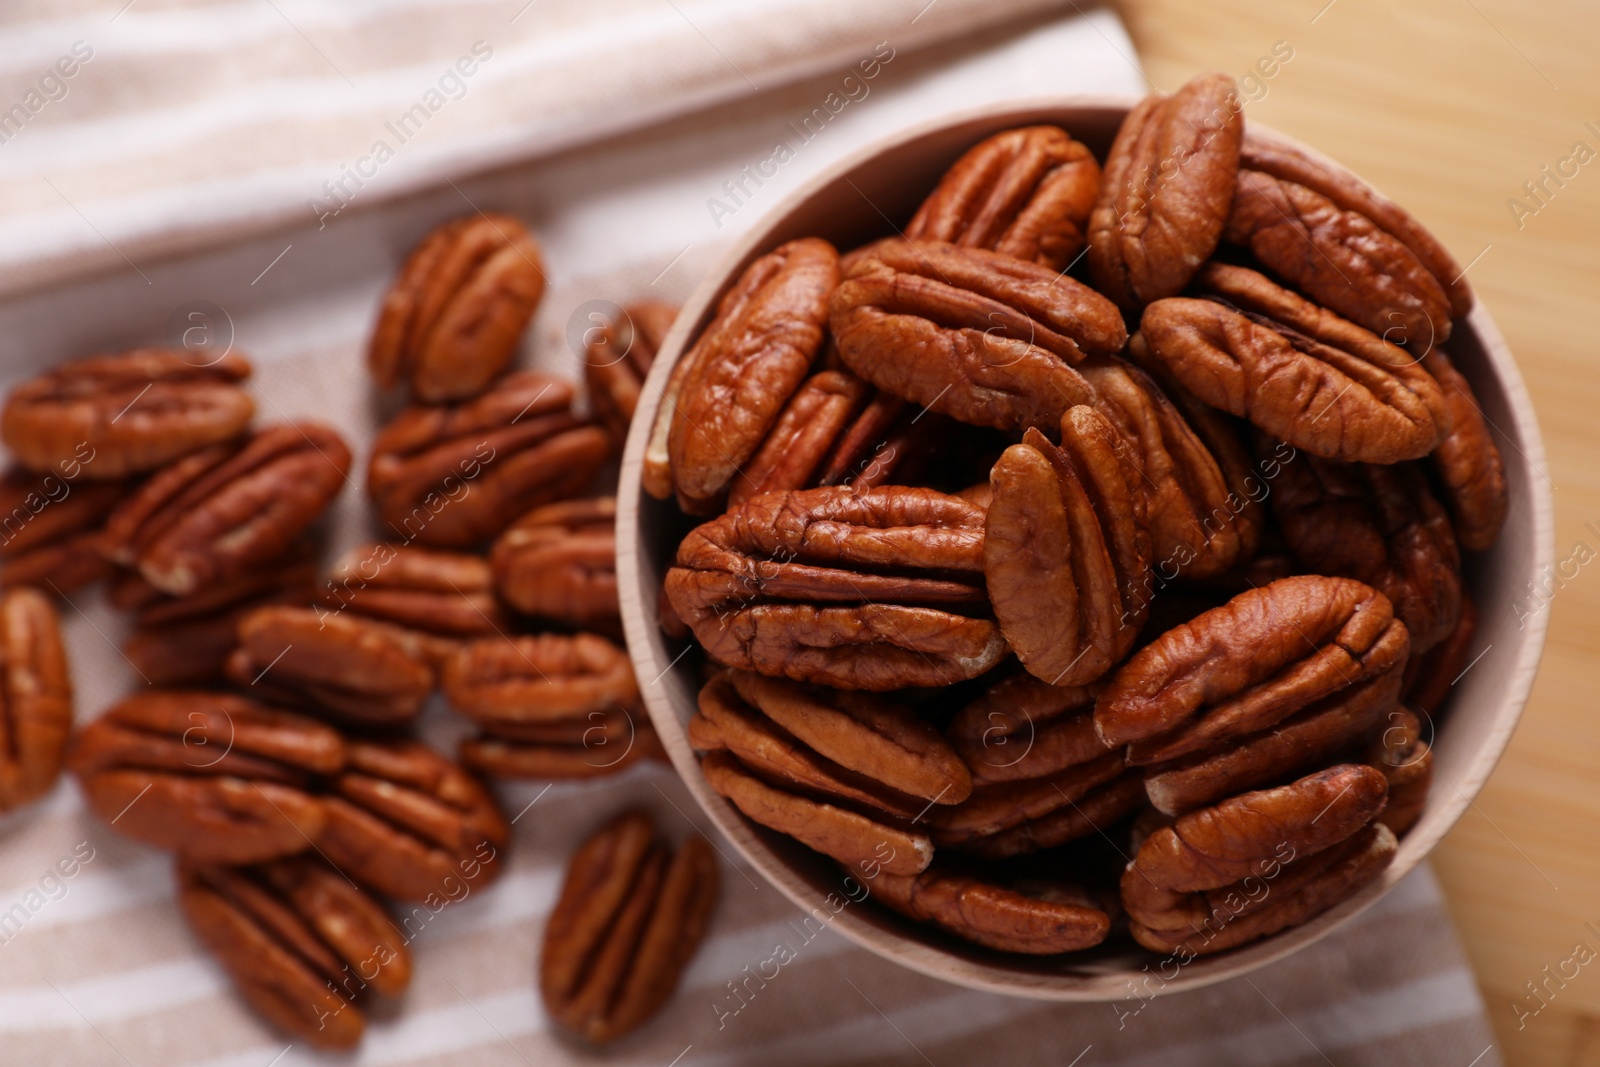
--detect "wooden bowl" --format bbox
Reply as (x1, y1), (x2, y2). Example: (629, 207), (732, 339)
(616, 97), (1553, 999)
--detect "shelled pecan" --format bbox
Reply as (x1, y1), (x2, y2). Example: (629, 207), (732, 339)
(871, 864), (1112, 954)
(177, 855), (411, 1049)
(368, 213), (546, 403)
(584, 301), (677, 444)
(442, 632), (639, 733)
(100, 422), (350, 596)
(70, 691), (344, 863)
(664, 485), (1004, 690)
(367, 371), (608, 547)
(906, 125), (1100, 270)
(1, 350), (254, 479)
(540, 811), (718, 1043)
(0, 467), (126, 593)
(461, 710), (667, 781)
(1422, 348), (1507, 551)
(1366, 706), (1432, 835)
(490, 497), (618, 633)
(316, 541), (506, 638)
(0, 588), (73, 813)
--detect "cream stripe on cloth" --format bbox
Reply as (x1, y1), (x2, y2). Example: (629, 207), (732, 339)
(0, 4), (1502, 1065)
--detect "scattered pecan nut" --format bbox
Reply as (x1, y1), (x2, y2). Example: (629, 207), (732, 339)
(228, 605), (438, 726)
(1, 350), (255, 479)
(0, 588), (73, 813)
(907, 125), (1101, 270)
(490, 496), (618, 633)
(0, 466), (126, 593)
(69, 691), (344, 863)
(1422, 348), (1507, 551)
(1225, 130), (1471, 347)
(871, 864), (1112, 954)
(540, 811), (718, 1043)
(177, 854), (412, 1049)
(442, 632), (639, 735)
(317, 541), (507, 637)
(1138, 263), (1451, 464)
(100, 422), (350, 596)
(1268, 452), (1462, 652)
(701, 749), (933, 875)
(664, 486), (1004, 691)
(985, 405), (1152, 686)
(1088, 72), (1243, 309)
(368, 371), (608, 547)
(584, 301), (676, 445)
(650, 238), (837, 513)
(368, 213), (546, 403)
(461, 710), (666, 780)
(1366, 705), (1432, 835)
(1095, 575), (1410, 764)
(830, 239), (1122, 433)
(316, 739), (508, 901)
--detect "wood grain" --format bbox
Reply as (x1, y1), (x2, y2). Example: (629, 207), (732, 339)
(1117, 0), (1600, 1061)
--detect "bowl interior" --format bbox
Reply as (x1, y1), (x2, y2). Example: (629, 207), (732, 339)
(616, 99), (1553, 1000)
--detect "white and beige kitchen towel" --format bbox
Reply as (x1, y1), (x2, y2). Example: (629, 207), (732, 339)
(0, 1), (1503, 1064)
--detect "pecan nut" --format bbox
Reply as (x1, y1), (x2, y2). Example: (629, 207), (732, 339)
(985, 406), (1151, 686)
(442, 632), (638, 735)
(1, 350), (254, 479)
(177, 854), (412, 1049)
(368, 371), (608, 547)
(906, 125), (1101, 270)
(227, 605), (439, 726)
(69, 691), (344, 863)
(100, 423), (350, 596)
(701, 749), (933, 875)
(1366, 705), (1432, 835)
(368, 213), (546, 403)
(1087, 351), (1263, 578)
(924, 751), (1128, 852)
(1404, 594), (1476, 716)
(1422, 348), (1507, 551)
(1122, 764), (1394, 955)
(0, 588), (73, 813)
(490, 497), (618, 634)
(316, 739), (508, 901)
(830, 239), (1122, 433)
(0, 466), (126, 593)
(663, 486), (1004, 690)
(540, 811), (718, 1043)
(584, 301), (676, 445)
(946, 673), (1109, 787)
(1138, 263), (1451, 464)
(1095, 575), (1409, 765)
(461, 710), (667, 780)
(650, 238), (837, 513)
(1088, 72), (1243, 309)
(1225, 131), (1471, 347)
(870, 865), (1112, 954)
(317, 541), (507, 637)
(1268, 453), (1462, 652)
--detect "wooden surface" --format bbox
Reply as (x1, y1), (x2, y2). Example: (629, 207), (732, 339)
(1117, 1), (1600, 1062)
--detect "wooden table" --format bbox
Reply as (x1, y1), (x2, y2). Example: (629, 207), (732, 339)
(1117, 1), (1600, 1062)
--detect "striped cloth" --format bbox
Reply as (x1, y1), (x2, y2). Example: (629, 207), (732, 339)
(0, 3), (1503, 1065)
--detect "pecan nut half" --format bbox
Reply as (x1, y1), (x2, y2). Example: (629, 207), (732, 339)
(316, 739), (508, 901)
(540, 811), (718, 1043)
(69, 691), (344, 863)
(1405, 594), (1476, 716)
(0, 588), (73, 813)
(1139, 263), (1451, 464)
(907, 125), (1101, 270)
(461, 711), (667, 781)
(317, 541), (506, 638)
(227, 605), (438, 726)
(368, 213), (546, 403)
(101, 423), (350, 596)
(830, 239), (1122, 433)
(664, 486), (1004, 691)
(368, 371), (608, 547)
(946, 673), (1109, 786)
(871, 865), (1112, 954)
(1226, 131), (1471, 347)
(442, 632), (639, 735)
(0, 467), (126, 593)
(177, 854), (412, 1049)
(1366, 705), (1432, 835)
(701, 749), (933, 875)
(1088, 72), (1243, 309)
(1, 350), (254, 479)
(1423, 348), (1507, 551)
(1095, 575), (1410, 764)
(490, 497), (618, 634)
(651, 238), (837, 513)
(585, 301), (676, 445)
(924, 751), (1128, 852)
(985, 406), (1151, 686)
(1268, 453), (1462, 653)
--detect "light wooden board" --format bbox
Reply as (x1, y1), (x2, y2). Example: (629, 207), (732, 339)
(1116, 0), (1600, 1061)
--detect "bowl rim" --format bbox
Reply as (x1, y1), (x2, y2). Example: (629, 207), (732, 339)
(615, 93), (1554, 1001)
